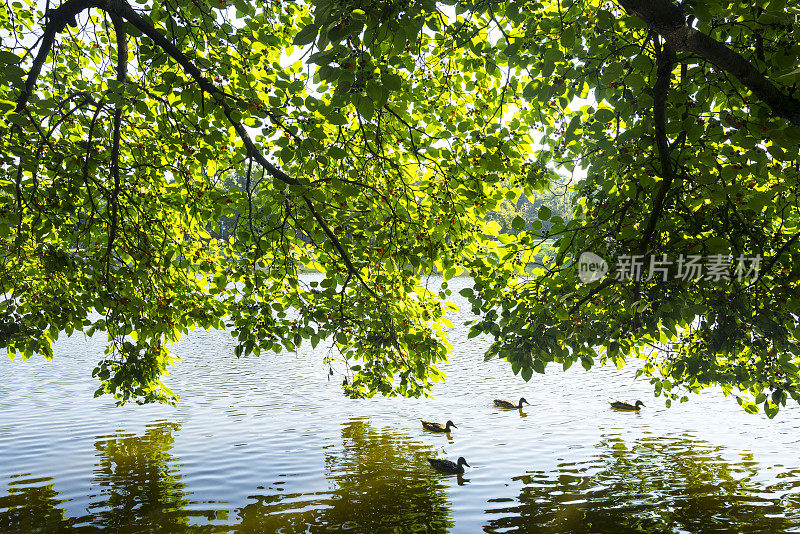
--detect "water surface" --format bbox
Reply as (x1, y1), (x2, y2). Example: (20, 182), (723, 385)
(2, 276), (799, 532)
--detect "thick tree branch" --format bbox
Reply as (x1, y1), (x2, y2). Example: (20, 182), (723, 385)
(111, 0), (299, 187)
(105, 12), (127, 275)
(617, 0), (800, 126)
(16, 0), (102, 112)
(638, 40), (675, 256)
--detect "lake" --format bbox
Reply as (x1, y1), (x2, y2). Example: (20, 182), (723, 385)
(2, 275), (800, 533)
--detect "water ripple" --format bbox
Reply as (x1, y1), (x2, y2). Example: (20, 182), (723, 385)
(1, 277), (800, 532)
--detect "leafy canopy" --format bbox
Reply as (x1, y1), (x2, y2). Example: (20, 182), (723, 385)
(2, 0), (800, 416)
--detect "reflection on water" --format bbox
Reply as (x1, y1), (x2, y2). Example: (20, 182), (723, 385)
(0, 475), (79, 533)
(3, 275), (800, 532)
(0, 422), (206, 533)
(0, 419), (455, 532)
(485, 434), (800, 534)
(236, 419), (454, 533)
(87, 422), (196, 532)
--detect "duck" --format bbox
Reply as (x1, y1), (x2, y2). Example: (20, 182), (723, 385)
(494, 397), (529, 409)
(421, 420), (457, 433)
(428, 457), (470, 474)
(610, 400), (645, 411)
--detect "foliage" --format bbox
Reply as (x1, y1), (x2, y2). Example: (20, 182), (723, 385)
(463, 0), (800, 418)
(486, 175), (574, 235)
(1, 0), (532, 403)
(2, 0), (800, 416)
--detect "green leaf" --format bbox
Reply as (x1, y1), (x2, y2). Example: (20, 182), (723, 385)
(279, 147), (294, 164)
(293, 24), (319, 46)
(595, 108), (614, 123)
(521, 365), (533, 381)
(565, 115), (581, 142)
(538, 206), (552, 220)
(383, 72), (403, 92)
(560, 27), (575, 48)
(356, 96), (374, 119)
(522, 81), (536, 99)
(328, 146), (348, 159)
(764, 400), (779, 418)
(327, 111), (348, 125)
(0, 51), (19, 65)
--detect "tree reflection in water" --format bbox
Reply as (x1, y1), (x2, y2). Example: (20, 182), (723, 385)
(0, 421), (204, 533)
(86, 421), (209, 533)
(483, 433), (800, 534)
(4, 422), (800, 532)
(235, 418), (454, 533)
(0, 474), (82, 533)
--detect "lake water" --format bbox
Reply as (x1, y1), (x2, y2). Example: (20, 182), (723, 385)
(2, 275), (800, 533)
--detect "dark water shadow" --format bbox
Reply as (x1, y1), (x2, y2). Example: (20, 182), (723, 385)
(483, 433), (800, 534)
(235, 418), (455, 533)
(83, 421), (220, 532)
(0, 421), (223, 533)
(0, 474), (85, 533)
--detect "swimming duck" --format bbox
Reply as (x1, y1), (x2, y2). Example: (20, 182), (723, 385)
(428, 457), (470, 474)
(421, 420), (457, 433)
(610, 400), (645, 411)
(494, 397), (529, 409)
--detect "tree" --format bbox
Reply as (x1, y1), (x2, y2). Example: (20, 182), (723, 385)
(463, 0), (800, 418)
(2, 0), (531, 404)
(2, 0), (799, 415)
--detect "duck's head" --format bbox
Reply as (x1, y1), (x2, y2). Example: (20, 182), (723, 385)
(635, 400), (645, 407)
(519, 397), (529, 406)
(457, 457), (470, 468)
(445, 420), (457, 429)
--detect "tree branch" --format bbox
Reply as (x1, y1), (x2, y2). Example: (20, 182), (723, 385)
(111, 0), (299, 187)
(112, 2), (375, 291)
(16, 0), (101, 112)
(570, 277), (618, 313)
(302, 196), (377, 298)
(638, 39), (675, 256)
(105, 12), (127, 275)
(617, 0), (800, 126)
(16, 0), (374, 297)
(761, 231), (800, 279)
